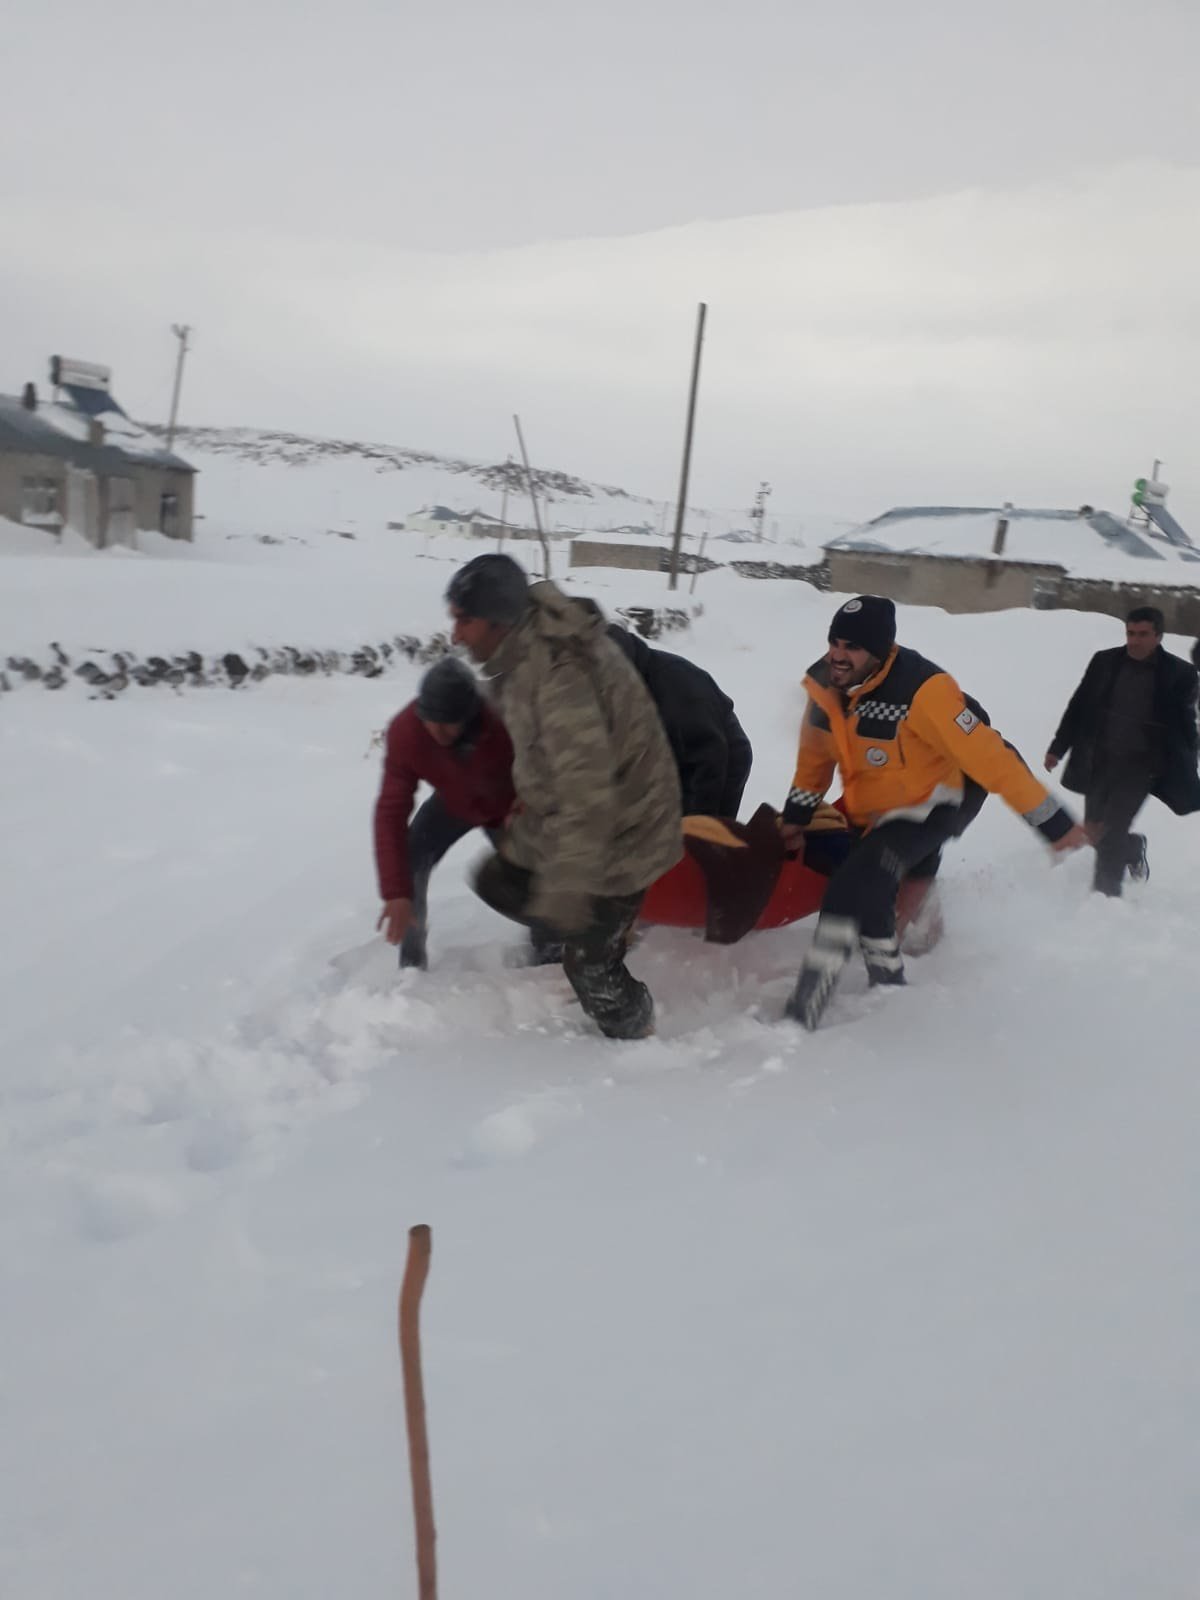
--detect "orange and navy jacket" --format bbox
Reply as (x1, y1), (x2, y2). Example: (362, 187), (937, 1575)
(784, 646), (1074, 842)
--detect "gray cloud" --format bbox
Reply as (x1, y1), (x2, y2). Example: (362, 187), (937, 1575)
(3, 1), (1199, 529)
(13, 163), (1196, 516)
(7, 0), (1200, 248)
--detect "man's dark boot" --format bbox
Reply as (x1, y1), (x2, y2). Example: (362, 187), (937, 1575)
(785, 915), (856, 1032)
(562, 898), (653, 1038)
(527, 922), (565, 967)
(1127, 833), (1150, 883)
(1092, 855), (1125, 898)
(399, 928), (428, 970)
(860, 933), (906, 988)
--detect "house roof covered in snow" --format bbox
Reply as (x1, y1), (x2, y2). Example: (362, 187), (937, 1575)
(0, 393), (194, 475)
(824, 505), (1200, 584)
(572, 529), (676, 549)
(411, 504), (468, 523)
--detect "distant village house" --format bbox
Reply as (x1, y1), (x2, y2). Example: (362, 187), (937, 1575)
(397, 504), (549, 542)
(0, 357), (195, 547)
(823, 502), (1200, 633)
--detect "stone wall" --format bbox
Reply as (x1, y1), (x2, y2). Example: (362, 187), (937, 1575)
(570, 540), (664, 572)
(1, 607), (696, 699)
(823, 548), (1200, 637)
(1056, 577), (1200, 636)
(825, 549), (1054, 613)
(729, 558), (830, 589)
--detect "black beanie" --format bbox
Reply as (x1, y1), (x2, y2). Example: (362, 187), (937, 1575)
(445, 553), (529, 626)
(416, 657), (480, 724)
(828, 595), (896, 660)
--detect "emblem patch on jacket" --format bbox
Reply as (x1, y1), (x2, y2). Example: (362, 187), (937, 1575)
(955, 708), (980, 734)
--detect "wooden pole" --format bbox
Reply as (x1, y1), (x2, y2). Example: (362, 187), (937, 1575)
(688, 525), (711, 596)
(497, 455), (511, 552)
(513, 414), (552, 578)
(399, 1225), (437, 1600)
(165, 323), (191, 452)
(667, 302), (707, 591)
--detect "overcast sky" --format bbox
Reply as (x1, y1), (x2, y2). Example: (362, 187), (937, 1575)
(4, 0), (1200, 523)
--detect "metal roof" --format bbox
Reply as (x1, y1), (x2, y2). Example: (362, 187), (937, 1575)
(826, 505), (1200, 569)
(0, 394), (194, 475)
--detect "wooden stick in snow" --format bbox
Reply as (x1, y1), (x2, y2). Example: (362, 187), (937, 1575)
(667, 301), (707, 592)
(399, 1224), (437, 1600)
(513, 413), (552, 578)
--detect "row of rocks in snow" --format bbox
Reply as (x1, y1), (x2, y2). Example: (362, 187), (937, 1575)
(2, 636), (449, 700)
(1, 607), (693, 701)
(729, 557), (831, 587)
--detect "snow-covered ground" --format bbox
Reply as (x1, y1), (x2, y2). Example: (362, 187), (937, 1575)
(3, 522), (1200, 1596)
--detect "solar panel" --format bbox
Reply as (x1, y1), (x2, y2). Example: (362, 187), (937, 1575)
(60, 383), (127, 419)
(1144, 501), (1196, 551)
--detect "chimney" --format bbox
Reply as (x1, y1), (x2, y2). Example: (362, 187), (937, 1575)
(991, 501), (1013, 557)
(87, 418), (106, 447)
(21, 382), (37, 412)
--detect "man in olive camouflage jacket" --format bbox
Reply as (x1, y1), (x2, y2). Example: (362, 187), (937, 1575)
(446, 554), (683, 1039)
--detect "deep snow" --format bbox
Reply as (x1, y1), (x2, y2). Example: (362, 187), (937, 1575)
(3, 532), (1199, 1598)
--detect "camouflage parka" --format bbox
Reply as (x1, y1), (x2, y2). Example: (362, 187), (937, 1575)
(485, 582), (683, 914)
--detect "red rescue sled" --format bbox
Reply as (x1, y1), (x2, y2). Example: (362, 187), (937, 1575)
(640, 847), (830, 932)
(638, 804), (936, 947)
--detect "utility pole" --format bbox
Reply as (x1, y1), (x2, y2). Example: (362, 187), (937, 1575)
(688, 525), (711, 597)
(497, 455), (511, 552)
(513, 414), (552, 578)
(749, 481), (771, 542)
(667, 302), (707, 591)
(166, 323), (191, 452)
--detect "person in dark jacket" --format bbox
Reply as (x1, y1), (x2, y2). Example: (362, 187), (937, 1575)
(373, 657), (516, 968)
(1046, 606), (1200, 896)
(606, 624), (754, 817)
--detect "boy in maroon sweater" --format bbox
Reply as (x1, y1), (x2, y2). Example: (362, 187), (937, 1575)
(374, 657), (515, 968)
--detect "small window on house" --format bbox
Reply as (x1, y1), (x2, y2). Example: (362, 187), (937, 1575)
(21, 476), (62, 527)
(160, 492), (180, 538)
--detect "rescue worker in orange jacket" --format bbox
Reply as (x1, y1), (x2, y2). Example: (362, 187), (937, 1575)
(781, 595), (1088, 1031)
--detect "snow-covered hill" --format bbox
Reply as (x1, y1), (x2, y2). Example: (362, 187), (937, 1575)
(159, 422), (854, 550)
(0, 422), (851, 684)
(3, 543), (1199, 1597)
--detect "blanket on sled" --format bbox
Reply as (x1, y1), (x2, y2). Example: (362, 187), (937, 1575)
(639, 802), (854, 944)
(640, 801), (940, 947)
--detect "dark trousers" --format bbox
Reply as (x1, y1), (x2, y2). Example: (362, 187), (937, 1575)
(1085, 766), (1153, 897)
(818, 805), (965, 941)
(801, 781), (988, 888)
(474, 853), (651, 1039)
(402, 795), (499, 967)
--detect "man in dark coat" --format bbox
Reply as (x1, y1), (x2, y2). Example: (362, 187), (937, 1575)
(1046, 606), (1200, 896)
(373, 656), (516, 968)
(606, 624), (754, 818)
